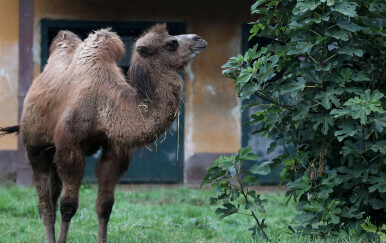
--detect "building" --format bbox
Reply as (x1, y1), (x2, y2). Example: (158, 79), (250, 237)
(0, 0), (281, 186)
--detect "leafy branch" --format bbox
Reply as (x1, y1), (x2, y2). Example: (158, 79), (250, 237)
(201, 146), (272, 240)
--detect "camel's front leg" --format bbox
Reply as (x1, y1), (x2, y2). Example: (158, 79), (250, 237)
(95, 148), (130, 243)
(54, 143), (85, 243)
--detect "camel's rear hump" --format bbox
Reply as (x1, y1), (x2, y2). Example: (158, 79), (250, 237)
(49, 30), (82, 55)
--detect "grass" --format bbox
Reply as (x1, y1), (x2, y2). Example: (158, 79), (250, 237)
(0, 183), (372, 243)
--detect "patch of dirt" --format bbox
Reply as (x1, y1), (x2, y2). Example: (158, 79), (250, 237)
(0, 171), (16, 184)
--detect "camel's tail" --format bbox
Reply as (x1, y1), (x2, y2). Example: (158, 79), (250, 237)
(0, 125), (20, 137)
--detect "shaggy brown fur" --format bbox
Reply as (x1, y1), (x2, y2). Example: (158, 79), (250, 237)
(1, 24), (206, 243)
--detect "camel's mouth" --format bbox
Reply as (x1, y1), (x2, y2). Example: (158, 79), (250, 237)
(175, 34), (207, 56)
(190, 37), (207, 55)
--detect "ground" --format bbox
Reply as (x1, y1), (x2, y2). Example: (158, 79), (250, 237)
(0, 184), (372, 242)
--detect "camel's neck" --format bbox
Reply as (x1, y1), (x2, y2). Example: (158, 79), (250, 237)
(123, 58), (183, 145)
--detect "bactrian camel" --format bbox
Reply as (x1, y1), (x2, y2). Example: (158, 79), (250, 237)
(0, 24), (207, 243)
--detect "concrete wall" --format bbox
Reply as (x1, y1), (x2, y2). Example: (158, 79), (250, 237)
(0, 1), (18, 150)
(0, 0), (255, 184)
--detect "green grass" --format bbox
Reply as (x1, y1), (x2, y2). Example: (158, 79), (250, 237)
(0, 184), (371, 243)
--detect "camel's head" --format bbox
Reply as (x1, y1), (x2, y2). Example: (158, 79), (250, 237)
(134, 23), (207, 70)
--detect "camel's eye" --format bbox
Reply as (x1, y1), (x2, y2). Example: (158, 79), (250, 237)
(165, 39), (179, 51)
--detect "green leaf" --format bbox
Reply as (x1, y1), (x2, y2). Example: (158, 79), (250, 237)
(369, 173), (386, 193)
(335, 124), (357, 142)
(343, 90), (384, 124)
(215, 203), (238, 219)
(302, 70), (322, 83)
(244, 44), (259, 61)
(333, 2), (358, 17)
(237, 146), (259, 161)
(294, 0), (320, 14)
(372, 114), (386, 132)
(362, 89), (384, 103)
(350, 189), (370, 206)
(340, 68), (352, 80)
(229, 187), (241, 201)
(361, 218), (377, 233)
(321, 171), (343, 187)
(337, 46), (363, 57)
(293, 212), (317, 224)
(257, 55), (279, 78)
(321, 116), (334, 135)
(337, 166), (364, 177)
(351, 72), (370, 82)
(344, 96), (362, 106)
(280, 77), (307, 98)
(369, 198), (386, 210)
(287, 173), (311, 193)
(370, 141), (386, 154)
(222, 60), (241, 69)
(325, 28), (349, 41)
(331, 108), (351, 118)
(302, 199), (325, 212)
(342, 140), (365, 156)
(296, 42), (314, 54)
(245, 192), (265, 213)
(249, 222), (268, 240)
(341, 206), (363, 219)
(315, 87), (343, 110)
(287, 47), (300, 55)
(324, 200), (341, 224)
(238, 83), (258, 101)
(288, 21), (303, 29)
(369, 3), (385, 12)
(336, 17), (362, 32)
(351, 105), (369, 125)
(222, 54), (243, 69)
(216, 156), (235, 170)
(249, 161), (272, 175)
(243, 175), (261, 186)
(200, 157), (235, 188)
(321, 0), (334, 6)
(236, 69), (253, 84)
(292, 105), (310, 121)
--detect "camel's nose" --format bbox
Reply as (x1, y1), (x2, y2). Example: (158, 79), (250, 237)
(191, 35), (207, 47)
(175, 34), (208, 54)
(190, 34), (207, 54)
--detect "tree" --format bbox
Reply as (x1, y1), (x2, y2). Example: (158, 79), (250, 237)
(203, 0), (385, 239)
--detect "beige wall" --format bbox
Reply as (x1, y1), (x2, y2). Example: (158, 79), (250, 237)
(0, 0), (18, 150)
(0, 0), (254, 156)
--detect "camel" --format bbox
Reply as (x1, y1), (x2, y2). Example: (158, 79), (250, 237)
(0, 24), (207, 243)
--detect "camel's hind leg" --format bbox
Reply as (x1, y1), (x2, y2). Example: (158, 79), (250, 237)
(50, 164), (62, 242)
(54, 142), (85, 243)
(27, 146), (56, 243)
(95, 148), (130, 243)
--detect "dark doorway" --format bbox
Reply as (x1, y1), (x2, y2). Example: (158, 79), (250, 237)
(41, 20), (185, 183)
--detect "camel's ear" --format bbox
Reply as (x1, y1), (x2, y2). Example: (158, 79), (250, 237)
(129, 60), (152, 100)
(136, 45), (154, 56)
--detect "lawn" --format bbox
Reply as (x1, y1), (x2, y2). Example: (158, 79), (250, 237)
(0, 184), (371, 243)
